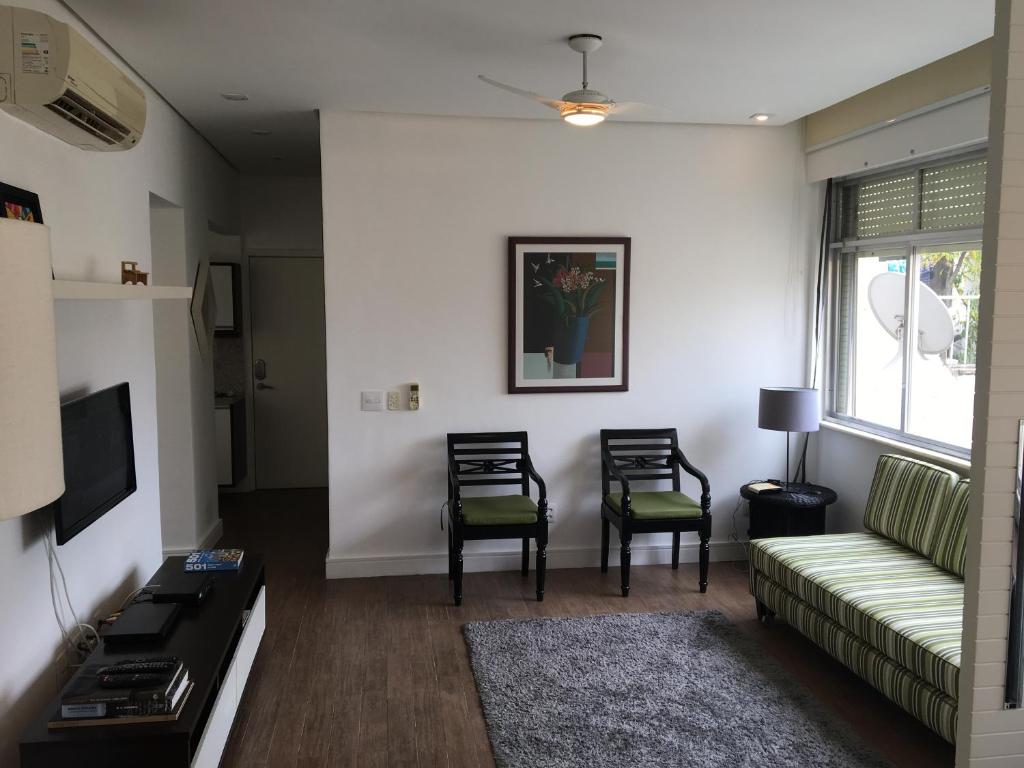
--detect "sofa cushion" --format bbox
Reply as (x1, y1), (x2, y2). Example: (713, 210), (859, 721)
(460, 495), (537, 526)
(862, 454), (957, 558)
(755, 574), (958, 744)
(605, 491), (702, 519)
(931, 480), (971, 577)
(750, 532), (963, 698)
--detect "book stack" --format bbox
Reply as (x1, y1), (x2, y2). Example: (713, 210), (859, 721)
(184, 548), (244, 572)
(53, 657), (192, 727)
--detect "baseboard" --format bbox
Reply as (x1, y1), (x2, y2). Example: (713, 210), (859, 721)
(162, 518), (223, 558)
(325, 539), (747, 580)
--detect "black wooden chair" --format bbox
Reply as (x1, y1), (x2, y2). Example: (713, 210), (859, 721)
(447, 431), (549, 605)
(600, 428), (711, 596)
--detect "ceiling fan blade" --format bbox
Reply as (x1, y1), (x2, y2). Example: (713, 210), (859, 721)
(478, 75), (564, 110)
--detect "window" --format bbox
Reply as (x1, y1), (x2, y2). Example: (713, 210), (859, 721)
(828, 155), (986, 457)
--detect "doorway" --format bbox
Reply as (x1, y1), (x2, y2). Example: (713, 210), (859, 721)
(249, 254), (328, 488)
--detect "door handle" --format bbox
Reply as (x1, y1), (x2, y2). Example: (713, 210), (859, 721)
(256, 382), (275, 390)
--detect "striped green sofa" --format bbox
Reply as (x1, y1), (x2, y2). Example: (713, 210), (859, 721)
(749, 454), (970, 743)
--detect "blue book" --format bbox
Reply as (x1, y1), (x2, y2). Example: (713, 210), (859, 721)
(184, 549), (244, 572)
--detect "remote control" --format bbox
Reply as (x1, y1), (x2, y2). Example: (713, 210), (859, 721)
(99, 672), (173, 689)
(98, 657), (179, 676)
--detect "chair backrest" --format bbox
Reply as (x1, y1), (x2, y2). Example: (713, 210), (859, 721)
(600, 428), (680, 496)
(447, 431), (530, 497)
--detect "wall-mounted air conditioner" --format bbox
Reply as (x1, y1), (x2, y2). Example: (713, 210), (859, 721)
(0, 5), (145, 151)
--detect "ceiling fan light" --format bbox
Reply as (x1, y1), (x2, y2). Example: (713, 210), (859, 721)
(561, 103), (607, 127)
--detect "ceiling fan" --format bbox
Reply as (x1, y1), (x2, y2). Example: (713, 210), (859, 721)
(479, 33), (646, 127)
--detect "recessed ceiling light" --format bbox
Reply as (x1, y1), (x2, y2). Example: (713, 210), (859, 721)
(220, 92), (249, 101)
(251, 129), (271, 136)
(750, 113), (771, 122)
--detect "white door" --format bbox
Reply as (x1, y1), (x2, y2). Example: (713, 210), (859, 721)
(250, 255), (328, 488)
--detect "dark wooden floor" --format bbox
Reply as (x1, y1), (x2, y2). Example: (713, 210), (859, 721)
(216, 489), (954, 768)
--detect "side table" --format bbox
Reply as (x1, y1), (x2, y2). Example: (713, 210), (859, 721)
(740, 482), (838, 539)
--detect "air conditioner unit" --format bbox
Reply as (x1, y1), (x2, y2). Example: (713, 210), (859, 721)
(0, 5), (145, 150)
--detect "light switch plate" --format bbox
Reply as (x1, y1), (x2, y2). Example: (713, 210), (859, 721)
(387, 391), (400, 410)
(361, 390), (384, 411)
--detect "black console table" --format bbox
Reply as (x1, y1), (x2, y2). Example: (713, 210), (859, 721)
(20, 555), (265, 768)
(741, 482), (838, 539)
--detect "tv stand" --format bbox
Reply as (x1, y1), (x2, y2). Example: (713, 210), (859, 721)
(20, 555), (265, 768)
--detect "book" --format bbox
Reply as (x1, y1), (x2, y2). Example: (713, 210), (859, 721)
(184, 548), (244, 572)
(747, 481), (783, 494)
(60, 661), (189, 720)
(50, 682), (192, 729)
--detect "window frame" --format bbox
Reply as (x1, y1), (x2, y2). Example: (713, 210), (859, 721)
(823, 150), (986, 461)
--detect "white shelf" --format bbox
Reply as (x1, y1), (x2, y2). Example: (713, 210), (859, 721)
(52, 280), (193, 301)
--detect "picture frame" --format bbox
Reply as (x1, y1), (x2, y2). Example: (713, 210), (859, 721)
(190, 259), (217, 362)
(0, 182), (43, 223)
(508, 236), (630, 394)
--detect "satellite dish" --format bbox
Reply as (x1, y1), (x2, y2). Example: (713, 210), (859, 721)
(868, 272), (955, 355)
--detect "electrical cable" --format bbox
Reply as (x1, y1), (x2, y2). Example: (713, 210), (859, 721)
(42, 516), (96, 660)
(729, 495), (749, 572)
(793, 177), (834, 484)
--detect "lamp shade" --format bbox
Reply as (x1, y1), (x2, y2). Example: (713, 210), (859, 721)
(0, 220), (64, 520)
(758, 387), (820, 433)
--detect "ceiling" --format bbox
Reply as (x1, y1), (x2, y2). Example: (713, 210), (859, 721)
(63, 0), (995, 175)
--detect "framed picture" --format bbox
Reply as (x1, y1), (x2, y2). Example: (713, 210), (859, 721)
(0, 182), (43, 223)
(190, 259), (217, 362)
(508, 236), (630, 393)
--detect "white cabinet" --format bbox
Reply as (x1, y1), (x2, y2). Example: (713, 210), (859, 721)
(191, 585), (266, 768)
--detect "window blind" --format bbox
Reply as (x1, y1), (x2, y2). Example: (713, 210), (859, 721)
(840, 157), (987, 240)
(920, 158), (988, 231)
(842, 172), (917, 239)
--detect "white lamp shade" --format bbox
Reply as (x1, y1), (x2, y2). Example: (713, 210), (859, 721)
(0, 220), (64, 520)
(758, 387), (821, 433)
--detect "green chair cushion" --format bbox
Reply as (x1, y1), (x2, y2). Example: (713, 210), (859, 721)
(605, 491), (702, 520)
(931, 479), (970, 577)
(862, 454), (957, 558)
(460, 495), (538, 526)
(749, 532), (963, 700)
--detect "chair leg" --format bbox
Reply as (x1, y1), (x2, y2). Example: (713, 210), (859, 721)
(698, 526), (710, 594)
(536, 540), (546, 602)
(600, 516), (609, 573)
(620, 534), (631, 597)
(671, 531), (680, 570)
(521, 538), (529, 577)
(453, 533), (464, 606)
(447, 525), (453, 581)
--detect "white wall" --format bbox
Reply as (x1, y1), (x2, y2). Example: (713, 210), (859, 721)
(320, 111), (816, 577)
(241, 175), (323, 252)
(957, 0), (1024, 759)
(0, 1), (237, 761)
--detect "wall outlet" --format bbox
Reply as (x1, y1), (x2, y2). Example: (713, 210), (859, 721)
(387, 391), (400, 410)
(361, 390), (384, 411)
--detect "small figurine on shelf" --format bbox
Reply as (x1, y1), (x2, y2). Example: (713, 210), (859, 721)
(121, 260), (149, 286)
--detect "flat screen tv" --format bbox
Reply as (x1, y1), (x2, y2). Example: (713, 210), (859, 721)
(52, 383), (137, 545)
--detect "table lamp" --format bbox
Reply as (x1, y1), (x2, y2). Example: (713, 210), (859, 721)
(758, 387), (820, 489)
(0, 219), (64, 520)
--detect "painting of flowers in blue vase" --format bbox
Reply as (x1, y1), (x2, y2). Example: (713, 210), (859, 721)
(508, 237), (630, 393)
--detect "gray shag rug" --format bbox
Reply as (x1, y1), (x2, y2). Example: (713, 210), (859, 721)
(463, 610), (891, 768)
